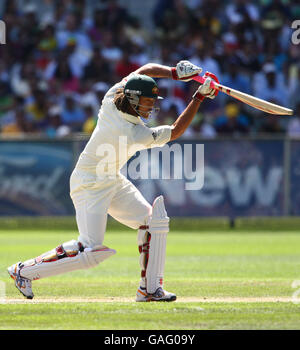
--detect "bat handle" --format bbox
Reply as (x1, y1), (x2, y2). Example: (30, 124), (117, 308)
(192, 75), (221, 90)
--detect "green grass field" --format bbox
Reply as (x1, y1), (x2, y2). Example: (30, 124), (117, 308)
(1, 224), (300, 330)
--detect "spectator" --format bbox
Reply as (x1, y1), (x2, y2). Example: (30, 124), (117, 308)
(26, 88), (49, 129)
(0, 60), (10, 83)
(79, 81), (108, 116)
(45, 51), (80, 92)
(83, 48), (112, 84)
(88, 8), (107, 44)
(158, 80), (186, 115)
(261, 0), (291, 32)
(220, 57), (251, 106)
(124, 17), (151, 50)
(287, 103), (300, 137)
(0, 82), (14, 118)
(258, 110), (285, 134)
(102, 0), (129, 29)
(35, 24), (57, 74)
(82, 105), (97, 134)
(56, 12), (92, 53)
(10, 61), (37, 98)
(161, 104), (178, 126)
(115, 49), (140, 79)
(1, 107), (35, 135)
(45, 105), (71, 138)
(225, 0), (260, 28)
(289, 65), (300, 111)
(190, 46), (221, 81)
(236, 41), (261, 74)
(185, 112), (217, 139)
(0, 1), (296, 137)
(18, 4), (41, 60)
(93, 82), (109, 110)
(61, 94), (85, 131)
(253, 62), (288, 107)
(214, 101), (250, 135)
(100, 30), (123, 64)
(129, 42), (149, 67)
(222, 58), (251, 94)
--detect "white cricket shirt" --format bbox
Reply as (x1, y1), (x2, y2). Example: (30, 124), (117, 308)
(74, 74), (172, 178)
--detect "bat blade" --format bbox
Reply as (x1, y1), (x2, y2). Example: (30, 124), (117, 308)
(192, 75), (293, 116)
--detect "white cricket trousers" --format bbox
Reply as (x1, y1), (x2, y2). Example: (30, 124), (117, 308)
(70, 170), (152, 248)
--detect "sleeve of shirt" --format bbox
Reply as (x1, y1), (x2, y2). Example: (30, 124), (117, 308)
(147, 125), (172, 148)
(131, 124), (173, 151)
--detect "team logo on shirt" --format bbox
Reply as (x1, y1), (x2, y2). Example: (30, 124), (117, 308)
(152, 86), (159, 95)
(152, 131), (158, 140)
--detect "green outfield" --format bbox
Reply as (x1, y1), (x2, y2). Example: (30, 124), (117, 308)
(1, 221), (300, 330)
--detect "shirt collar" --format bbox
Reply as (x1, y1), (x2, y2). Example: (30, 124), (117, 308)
(120, 111), (145, 125)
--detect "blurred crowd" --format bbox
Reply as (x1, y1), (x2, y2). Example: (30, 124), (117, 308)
(0, 0), (300, 139)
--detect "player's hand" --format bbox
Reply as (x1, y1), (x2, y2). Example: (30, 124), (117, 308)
(172, 60), (202, 82)
(194, 71), (219, 100)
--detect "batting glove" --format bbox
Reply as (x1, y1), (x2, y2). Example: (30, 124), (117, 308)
(193, 71), (219, 101)
(172, 60), (202, 82)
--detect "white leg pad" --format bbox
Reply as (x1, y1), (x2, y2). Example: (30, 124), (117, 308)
(146, 231), (167, 293)
(139, 196), (169, 294)
(20, 240), (116, 281)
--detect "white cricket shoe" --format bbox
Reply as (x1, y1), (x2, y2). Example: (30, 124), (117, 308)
(7, 262), (34, 299)
(136, 286), (176, 302)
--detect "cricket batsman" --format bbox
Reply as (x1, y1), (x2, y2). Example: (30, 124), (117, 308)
(8, 60), (219, 301)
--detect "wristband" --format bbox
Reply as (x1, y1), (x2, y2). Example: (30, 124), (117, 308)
(171, 67), (179, 80)
(192, 91), (205, 102)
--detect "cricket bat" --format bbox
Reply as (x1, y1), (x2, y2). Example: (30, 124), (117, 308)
(193, 75), (293, 116)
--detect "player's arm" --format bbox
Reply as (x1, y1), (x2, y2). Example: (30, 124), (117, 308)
(170, 73), (219, 141)
(134, 61), (202, 81)
(134, 63), (173, 79)
(170, 98), (203, 141)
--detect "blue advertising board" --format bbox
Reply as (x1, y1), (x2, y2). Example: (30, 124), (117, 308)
(0, 138), (288, 217)
(290, 140), (300, 216)
(0, 142), (74, 216)
(125, 139), (284, 217)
